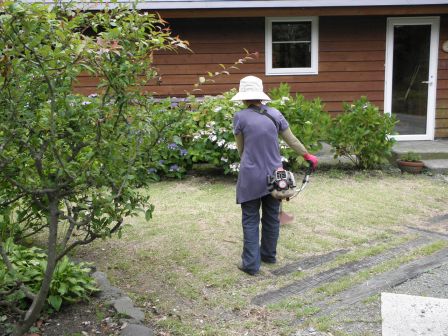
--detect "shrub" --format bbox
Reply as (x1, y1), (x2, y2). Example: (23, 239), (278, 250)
(137, 98), (193, 181)
(328, 97), (397, 169)
(187, 90), (242, 175)
(0, 239), (98, 312)
(268, 83), (331, 170)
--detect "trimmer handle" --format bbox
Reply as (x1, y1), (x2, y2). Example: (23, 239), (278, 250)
(302, 160), (314, 184)
(305, 160), (315, 173)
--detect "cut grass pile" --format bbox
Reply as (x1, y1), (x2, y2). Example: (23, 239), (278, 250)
(75, 171), (448, 336)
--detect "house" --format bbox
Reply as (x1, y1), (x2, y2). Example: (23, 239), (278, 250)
(19, 1), (448, 140)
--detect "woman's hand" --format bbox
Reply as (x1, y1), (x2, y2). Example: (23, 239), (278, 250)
(303, 153), (318, 170)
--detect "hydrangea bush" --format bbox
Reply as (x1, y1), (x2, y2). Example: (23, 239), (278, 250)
(187, 90), (243, 175)
(268, 83), (331, 170)
(136, 87), (392, 179)
(137, 97), (193, 181)
(328, 97), (397, 169)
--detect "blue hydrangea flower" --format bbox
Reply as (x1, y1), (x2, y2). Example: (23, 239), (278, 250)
(167, 143), (178, 150)
(148, 168), (157, 174)
(158, 160), (165, 165)
(169, 164), (179, 172)
(179, 148), (188, 156)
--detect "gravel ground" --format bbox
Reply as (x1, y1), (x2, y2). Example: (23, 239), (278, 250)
(329, 261), (448, 336)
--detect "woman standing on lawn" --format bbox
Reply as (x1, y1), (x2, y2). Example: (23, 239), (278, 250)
(231, 75), (318, 276)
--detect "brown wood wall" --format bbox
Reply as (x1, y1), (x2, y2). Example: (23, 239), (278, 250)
(156, 16), (387, 116)
(75, 14), (448, 138)
(437, 15), (448, 138)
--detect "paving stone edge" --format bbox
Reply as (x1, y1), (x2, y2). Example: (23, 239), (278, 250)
(92, 271), (154, 336)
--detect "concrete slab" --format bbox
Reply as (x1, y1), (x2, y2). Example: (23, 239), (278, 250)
(393, 140), (448, 160)
(422, 159), (448, 174)
(381, 292), (448, 336)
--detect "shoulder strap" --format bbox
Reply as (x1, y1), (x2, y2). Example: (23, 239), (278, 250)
(248, 105), (279, 132)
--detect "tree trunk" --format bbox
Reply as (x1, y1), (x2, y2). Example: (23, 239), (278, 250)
(12, 198), (59, 336)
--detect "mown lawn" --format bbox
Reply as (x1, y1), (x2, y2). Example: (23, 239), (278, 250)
(75, 170), (448, 336)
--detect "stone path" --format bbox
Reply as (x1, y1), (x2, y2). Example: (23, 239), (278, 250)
(92, 271), (154, 336)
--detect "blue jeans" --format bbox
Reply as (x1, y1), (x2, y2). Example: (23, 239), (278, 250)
(240, 194), (280, 274)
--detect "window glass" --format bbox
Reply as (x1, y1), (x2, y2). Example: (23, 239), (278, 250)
(272, 22), (311, 42)
(272, 22), (311, 69)
(266, 17), (318, 75)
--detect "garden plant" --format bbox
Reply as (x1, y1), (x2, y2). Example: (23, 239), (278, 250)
(328, 97), (397, 169)
(0, 2), (189, 334)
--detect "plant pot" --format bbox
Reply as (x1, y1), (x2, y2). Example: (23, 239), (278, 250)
(396, 160), (425, 174)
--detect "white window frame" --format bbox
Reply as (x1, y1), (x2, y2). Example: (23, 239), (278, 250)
(265, 16), (319, 76)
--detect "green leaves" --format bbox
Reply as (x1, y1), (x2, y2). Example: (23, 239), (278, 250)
(0, 2), (190, 321)
(0, 1), (189, 241)
(269, 83), (331, 170)
(0, 240), (98, 312)
(145, 204), (155, 221)
(328, 97), (397, 169)
(47, 295), (62, 311)
(185, 91), (242, 175)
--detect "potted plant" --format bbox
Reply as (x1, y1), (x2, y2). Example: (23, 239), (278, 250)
(397, 151), (425, 174)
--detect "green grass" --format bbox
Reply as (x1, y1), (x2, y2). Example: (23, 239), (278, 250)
(75, 172), (448, 336)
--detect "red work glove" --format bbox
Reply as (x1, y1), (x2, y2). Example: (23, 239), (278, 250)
(303, 153), (318, 171)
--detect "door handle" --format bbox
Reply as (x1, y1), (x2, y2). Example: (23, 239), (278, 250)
(421, 81), (432, 84)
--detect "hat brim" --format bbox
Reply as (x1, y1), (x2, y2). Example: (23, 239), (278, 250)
(231, 91), (271, 102)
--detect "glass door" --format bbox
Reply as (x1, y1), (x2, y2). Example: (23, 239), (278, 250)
(384, 17), (440, 141)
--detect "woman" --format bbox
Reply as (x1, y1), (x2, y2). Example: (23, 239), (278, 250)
(232, 76), (318, 276)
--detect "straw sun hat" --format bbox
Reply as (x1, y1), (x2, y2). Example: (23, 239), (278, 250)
(231, 76), (271, 102)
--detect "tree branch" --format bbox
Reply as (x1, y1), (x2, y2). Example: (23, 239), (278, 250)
(0, 194), (24, 207)
(0, 300), (26, 316)
(57, 218), (123, 262)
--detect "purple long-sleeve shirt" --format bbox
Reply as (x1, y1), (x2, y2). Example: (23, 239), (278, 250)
(233, 105), (289, 204)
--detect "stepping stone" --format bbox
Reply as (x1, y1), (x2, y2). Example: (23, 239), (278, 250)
(112, 297), (145, 322)
(121, 323), (154, 336)
(381, 292), (448, 336)
(428, 213), (448, 225)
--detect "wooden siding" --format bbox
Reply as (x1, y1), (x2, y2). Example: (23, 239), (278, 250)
(437, 15), (448, 138)
(76, 16), (387, 115)
(74, 15), (448, 138)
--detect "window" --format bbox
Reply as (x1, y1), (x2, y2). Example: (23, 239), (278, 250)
(265, 17), (319, 75)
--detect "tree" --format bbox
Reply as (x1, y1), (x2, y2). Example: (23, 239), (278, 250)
(0, 2), (188, 334)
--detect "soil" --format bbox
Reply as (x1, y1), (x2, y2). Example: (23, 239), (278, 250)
(1, 297), (122, 336)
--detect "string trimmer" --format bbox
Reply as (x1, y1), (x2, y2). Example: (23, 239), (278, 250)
(268, 162), (314, 225)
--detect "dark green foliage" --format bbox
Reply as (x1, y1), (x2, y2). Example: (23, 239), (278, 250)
(0, 239), (98, 312)
(269, 83), (331, 170)
(328, 97), (397, 169)
(136, 98), (193, 180)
